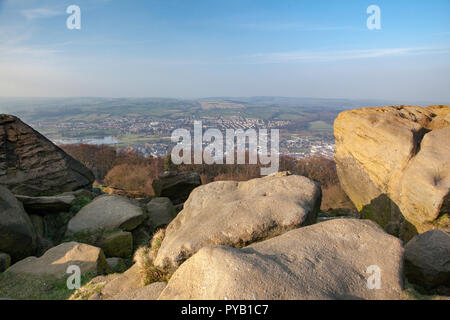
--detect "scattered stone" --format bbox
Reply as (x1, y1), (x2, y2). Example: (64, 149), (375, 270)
(101, 231), (133, 258)
(0, 186), (36, 262)
(159, 219), (404, 300)
(152, 171), (202, 205)
(146, 197), (177, 231)
(0, 114), (94, 196)
(334, 105), (450, 241)
(66, 195), (146, 234)
(155, 174), (321, 271)
(6, 242), (108, 278)
(0, 253), (11, 272)
(405, 230), (450, 290)
(6, 242), (109, 278)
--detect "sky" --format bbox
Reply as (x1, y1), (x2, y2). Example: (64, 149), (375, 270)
(0, 0), (449, 102)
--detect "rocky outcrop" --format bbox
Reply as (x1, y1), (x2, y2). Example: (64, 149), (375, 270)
(0, 186), (36, 262)
(154, 174), (321, 271)
(0, 114), (94, 196)
(66, 195), (146, 234)
(152, 171), (201, 205)
(334, 105), (450, 241)
(145, 197), (177, 231)
(405, 230), (450, 290)
(6, 242), (108, 278)
(158, 219), (404, 300)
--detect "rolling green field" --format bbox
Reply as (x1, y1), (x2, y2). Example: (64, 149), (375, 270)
(0, 96), (393, 146)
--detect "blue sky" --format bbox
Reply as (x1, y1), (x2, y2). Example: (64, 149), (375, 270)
(0, 0), (449, 102)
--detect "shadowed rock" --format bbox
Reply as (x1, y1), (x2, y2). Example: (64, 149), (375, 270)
(152, 171), (201, 205)
(0, 114), (94, 196)
(0, 186), (36, 262)
(405, 230), (450, 290)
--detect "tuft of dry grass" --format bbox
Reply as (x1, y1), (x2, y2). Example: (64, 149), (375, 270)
(133, 228), (169, 285)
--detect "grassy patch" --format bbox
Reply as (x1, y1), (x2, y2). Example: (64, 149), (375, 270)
(133, 228), (170, 285)
(68, 275), (117, 300)
(309, 120), (333, 131)
(0, 271), (97, 300)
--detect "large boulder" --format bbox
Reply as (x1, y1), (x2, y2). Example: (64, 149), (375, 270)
(0, 114), (94, 196)
(334, 105), (449, 241)
(66, 195), (146, 234)
(146, 197), (177, 231)
(154, 174), (321, 271)
(404, 230), (450, 290)
(0, 186), (36, 262)
(6, 242), (108, 278)
(159, 219), (404, 300)
(152, 171), (201, 205)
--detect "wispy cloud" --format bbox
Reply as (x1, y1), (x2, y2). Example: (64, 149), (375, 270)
(245, 47), (450, 63)
(21, 7), (62, 20)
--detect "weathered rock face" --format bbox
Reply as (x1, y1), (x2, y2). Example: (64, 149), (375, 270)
(0, 186), (36, 262)
(404, 230), (450, 290)
(145, 197), (177, 231)
(108, 282), (167, 300)
(158, 219), (404, 300)
(334, 106), (450, 241)
(154, 174), (321, 271)
(0, 114), (94, 196)
(6, 242), (108, 278)
(66, 195), (146, 234)
(99, 264), (143, 298)
(152, 171), (202, 205)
